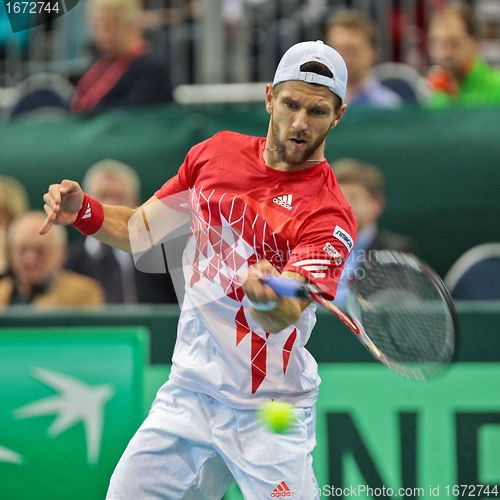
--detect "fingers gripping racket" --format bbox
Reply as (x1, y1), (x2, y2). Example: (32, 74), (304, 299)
(263, 251), (457, 380)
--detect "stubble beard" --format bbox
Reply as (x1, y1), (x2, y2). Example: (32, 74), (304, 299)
(270, 116), (328, 166)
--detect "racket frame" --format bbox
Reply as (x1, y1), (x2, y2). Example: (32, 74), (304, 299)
(261, 251), (458, 380)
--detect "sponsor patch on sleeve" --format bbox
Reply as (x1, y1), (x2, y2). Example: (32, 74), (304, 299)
(323, 242), (344, 266)
(333, 225), (354, 252)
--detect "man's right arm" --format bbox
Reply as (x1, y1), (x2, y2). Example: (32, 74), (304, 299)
(40, 179), (157, 253)
(91, 203), (137, 252)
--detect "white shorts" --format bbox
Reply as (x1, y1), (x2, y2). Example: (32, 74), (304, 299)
(106, 381), (319, 499)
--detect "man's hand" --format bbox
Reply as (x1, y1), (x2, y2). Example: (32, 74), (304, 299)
(242, 259), (281, 309)
(243, 260), (309, 333)
(40, 180), (84, 235)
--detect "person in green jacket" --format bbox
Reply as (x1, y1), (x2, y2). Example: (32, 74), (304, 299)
(427, 4), (500, 107)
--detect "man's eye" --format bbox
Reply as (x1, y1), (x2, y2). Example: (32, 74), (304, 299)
(286, 102), (298, 109)
(311, 108), (326, 116)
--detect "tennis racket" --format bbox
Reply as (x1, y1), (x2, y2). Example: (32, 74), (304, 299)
(262, 250), (457, 380)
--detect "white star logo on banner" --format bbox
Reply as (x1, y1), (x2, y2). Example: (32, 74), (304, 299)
(0, 445), (22, 464)
(14, 367), (114, 464)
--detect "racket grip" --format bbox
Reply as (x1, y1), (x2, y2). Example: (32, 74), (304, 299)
(261, 277), (309, 299)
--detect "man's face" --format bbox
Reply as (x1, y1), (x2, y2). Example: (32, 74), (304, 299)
(91, 7), (132, 58)
(88, 172), (138, 207)
(326, 26), (375, 86)
(9, 217), (64, 286)
(266, 81), (343, 167)
(428, 14), (477, 76)
(339, 182), (382, 230)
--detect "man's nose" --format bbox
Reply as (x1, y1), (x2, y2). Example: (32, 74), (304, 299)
(291, 109), (308, 132)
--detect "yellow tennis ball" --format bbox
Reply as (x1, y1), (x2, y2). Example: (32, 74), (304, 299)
(258, 401), (296, 433)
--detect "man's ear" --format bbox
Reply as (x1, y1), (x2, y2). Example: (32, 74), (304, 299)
(330, 102), (348, 129)
(265, 84), (273, 115)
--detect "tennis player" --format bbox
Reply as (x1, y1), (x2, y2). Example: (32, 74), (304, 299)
(40, 41), (356, 499)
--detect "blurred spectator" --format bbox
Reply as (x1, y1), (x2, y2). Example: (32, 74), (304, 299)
(0, 212), (104, 308)
(0, 176), (29, 278)
(427, 4), (500, 107)
(71, 0), (172, 113)
(65, 159), (178, 304)
(325, 9), (402, 108)
(332, 159), (415, 307)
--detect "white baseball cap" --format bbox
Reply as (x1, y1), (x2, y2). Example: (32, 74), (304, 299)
(272, 40), (348, 101)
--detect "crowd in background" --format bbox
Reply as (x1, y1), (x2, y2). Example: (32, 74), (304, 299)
(1, 0), (499, 309)
(1, 0), (500, 113)
(0, 161), (179, 308)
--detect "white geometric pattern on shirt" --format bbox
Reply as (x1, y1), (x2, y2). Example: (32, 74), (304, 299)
(189, 187), (290, 291)
(186, 186), (297, 393)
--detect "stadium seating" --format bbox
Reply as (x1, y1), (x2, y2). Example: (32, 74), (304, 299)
(445, 243), (500, 300)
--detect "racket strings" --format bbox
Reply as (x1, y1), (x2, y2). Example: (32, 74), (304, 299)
(349, 258), (455, 378)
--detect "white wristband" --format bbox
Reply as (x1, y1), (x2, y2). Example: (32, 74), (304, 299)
(247, 299), (278, 311)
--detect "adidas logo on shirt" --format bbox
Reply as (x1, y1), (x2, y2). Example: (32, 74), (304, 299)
(270, 481), (295, 497)
(273, 194), (293, 210)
